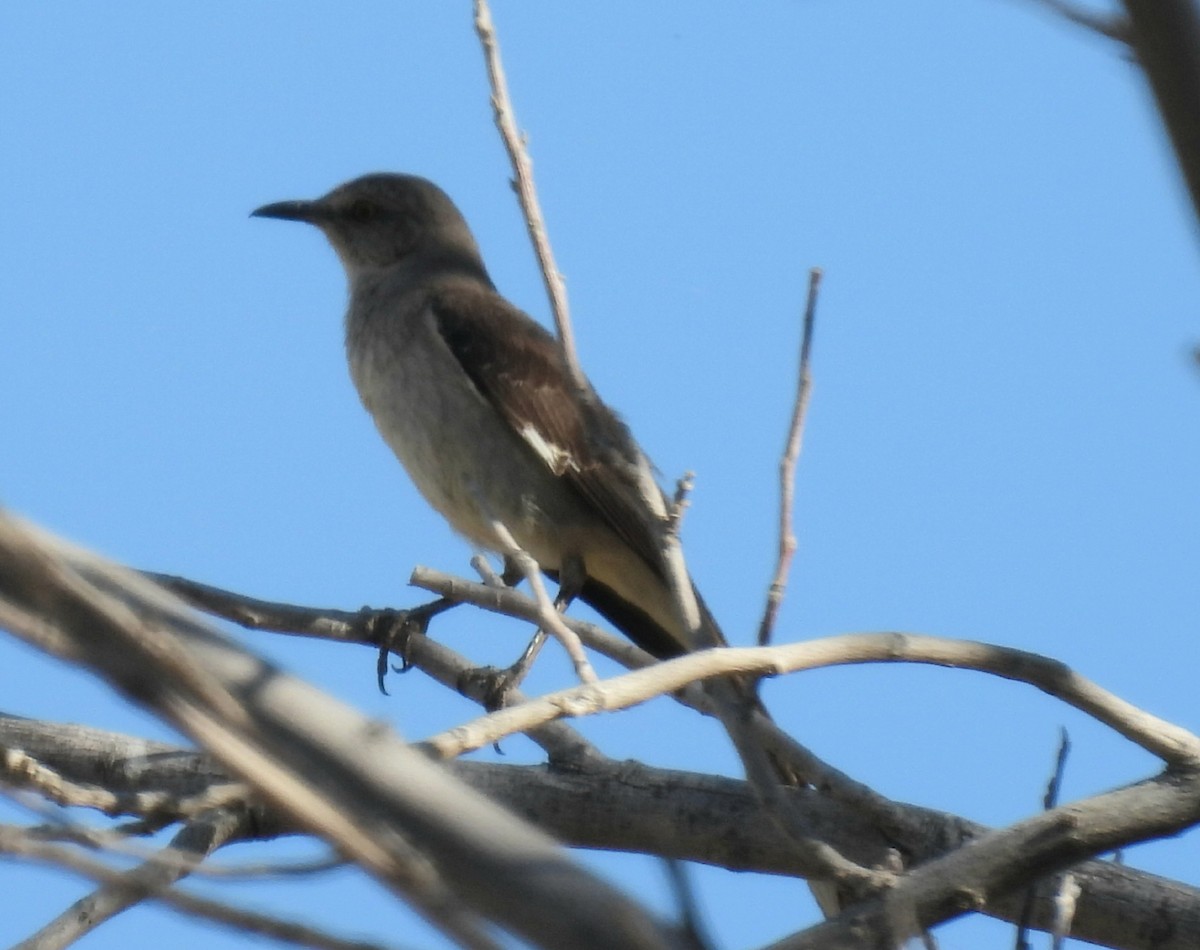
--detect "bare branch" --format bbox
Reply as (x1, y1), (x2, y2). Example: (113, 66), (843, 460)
(2, 743), (248, 824)
(1016, 728), (1073, 948)
(142, 569), (914, 884)
(0, 513), (674, 950)
(758, 267), (822, 647)
(472, 0), (583, 388)
(150, 570), (603, 767)
(417, 630), (1200, 767)
(1, 822), (396, 950)
(41, 553), (1200, 947)
(16, 809), (246, 950)
(141, 570), (880, 838)
(154, 566), (1200, 828)
(484, 517), (596, 684)
(768, 769), (1200, 949)
(411, 566), (653, 670)
(7, 713), (1200, 948)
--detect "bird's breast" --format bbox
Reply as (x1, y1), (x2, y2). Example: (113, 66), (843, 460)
(343, 291), (585, 568)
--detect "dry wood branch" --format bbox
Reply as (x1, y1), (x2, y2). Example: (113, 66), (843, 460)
(484, 517), (596, 683)
(1044, 0), (1200, 232)
(5, 714), (1200, 948)
(17, 808), (246, 950)
(0, 513), (673, 950)
(418, 631), (1200, 767)
(759, 267), (821, 647)
(0, 713), (277, 830)
(152, 569), (876, 831)
(142, 572), (367, 642)
(2, 743), (249, 827)
(0, 823), (391, 950)
(153, 567), (1200, 850)
(149, 570), (602, 768)
(1017, 728), (1073, 946)
(12, 545), (1198, 947)
(411, 566), (653, 670)
(472, 0), (583, 388)
(769, 768), (1200, 949)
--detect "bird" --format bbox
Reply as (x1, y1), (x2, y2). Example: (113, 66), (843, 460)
(251, 173), (729, 668)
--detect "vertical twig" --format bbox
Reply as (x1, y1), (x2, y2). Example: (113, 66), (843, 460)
(662, 472), (705, 646)
(1015, 728), (1073, 949)
(473, 0), (585, 390)
(485, 517), (598, 685)
(757, 268), (822, 647)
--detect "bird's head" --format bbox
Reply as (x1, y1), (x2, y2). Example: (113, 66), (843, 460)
(252, 173), (484, 281)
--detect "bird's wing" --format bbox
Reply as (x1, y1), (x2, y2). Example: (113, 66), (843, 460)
(428, 283), (672, 580)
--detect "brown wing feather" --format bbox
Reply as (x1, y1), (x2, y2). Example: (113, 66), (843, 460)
(429, 283), (671, 582)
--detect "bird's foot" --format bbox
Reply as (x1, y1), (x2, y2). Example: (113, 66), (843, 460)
(459, 623), (548, 709)
(358, 599), (453, 694)
(459, 657), (528, 713)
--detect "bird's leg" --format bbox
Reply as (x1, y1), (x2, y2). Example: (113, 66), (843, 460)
(510, 553), (586, 682)
(475, 554), (587, 710)
(500, 554), (525, 588)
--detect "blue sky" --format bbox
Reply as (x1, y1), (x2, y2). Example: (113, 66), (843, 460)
(1, 3), (1198, 948)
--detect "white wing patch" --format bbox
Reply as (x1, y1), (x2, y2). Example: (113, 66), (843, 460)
(519, 424), (577, 476)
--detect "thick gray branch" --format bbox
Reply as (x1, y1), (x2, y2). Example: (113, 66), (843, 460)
(0, 513), (674, 950)
(4, 714), (1200, 949)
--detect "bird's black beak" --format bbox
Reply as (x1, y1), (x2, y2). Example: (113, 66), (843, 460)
(251, 199), (324, 223)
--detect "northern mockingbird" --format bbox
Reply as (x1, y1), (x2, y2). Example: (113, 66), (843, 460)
(252, 173), (727, 664)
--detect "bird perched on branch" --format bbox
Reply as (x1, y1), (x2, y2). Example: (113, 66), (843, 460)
(253, 173), (729, 668)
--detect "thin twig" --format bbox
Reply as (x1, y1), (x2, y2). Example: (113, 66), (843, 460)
(1043, 727), (1072, 811)
(659, 481), (705, 648)
(659, 481), (832, 885)
(1015, 728), (1072, 948)
(15, 809), (244, 950)
(417, 632), (1200, 767)
(151, 569), (602, 766)
(758, 267), (822, 646)
(667, 472), (695, 533)
(473, 0), (584, 389)
(153, 565), (1200, 798)
(2, 744), (249, 822)
(485, 518), (597, 684)
(410, 567), (668, 669)
(1, 822), (394, 950)
(142, 571), (366, 642)
(1, 785), (335, 882)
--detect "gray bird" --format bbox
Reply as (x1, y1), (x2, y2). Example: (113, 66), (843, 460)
(252, 173), (726, 664)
